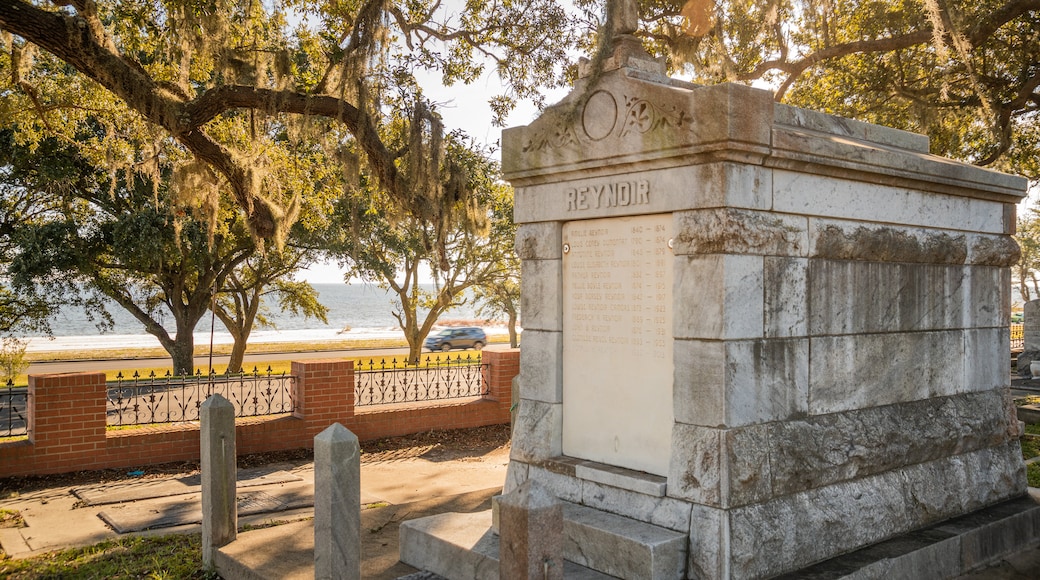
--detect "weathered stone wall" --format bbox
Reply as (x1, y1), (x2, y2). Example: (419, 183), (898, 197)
(504, 69), (1028, 578)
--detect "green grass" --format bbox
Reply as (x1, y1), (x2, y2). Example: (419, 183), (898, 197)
(1029, 463), (1040, 488)
(1022, 435), (1040, 460)
(0, 534), (217, 579)
(1026, 423), (1040, 436)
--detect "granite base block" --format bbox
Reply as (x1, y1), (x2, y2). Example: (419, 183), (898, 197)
(773, 493), (1040, 580)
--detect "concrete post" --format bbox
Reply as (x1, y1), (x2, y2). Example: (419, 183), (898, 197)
(498, 479), (564, 580)
(201, 393), (237, 566)
(314, 422), (361, 580)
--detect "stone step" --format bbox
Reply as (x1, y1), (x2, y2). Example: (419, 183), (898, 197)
(399, 503), (687, 579)
(399, 510), (613, 579)
(562, 502), (687, 579)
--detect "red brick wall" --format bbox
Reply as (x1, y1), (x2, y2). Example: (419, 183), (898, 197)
(0, 349), (519, 478)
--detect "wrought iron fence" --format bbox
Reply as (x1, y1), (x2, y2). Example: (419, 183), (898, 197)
(355, 353), (487, 406)
(1, 381), (28, 438)
(107, 367), (296, 427)
(1012, 324), (1024, 351)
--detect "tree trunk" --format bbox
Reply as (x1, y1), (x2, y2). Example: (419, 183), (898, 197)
(226, 309), (257, 373)
(406, 323), (423, 363)
(507, 310), (519, 348)
(227, 341), (246, 374)
(170, 333), (196, 376)
(219, 320), (245, 374)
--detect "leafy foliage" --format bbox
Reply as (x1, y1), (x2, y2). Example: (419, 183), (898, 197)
(0, 134), (259, 374)
(0, 0), (582, 249)
(471, 179), (521, 348)
(214, 250), (329, 372)
(0, 130), (115, 336)
(628, 0), (1039, 175)
(1015, 208), (1040, 301)
(0, 337), (28, 384)
(327, 135), (512, 361)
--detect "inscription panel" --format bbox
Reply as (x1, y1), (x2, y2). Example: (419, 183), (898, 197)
(562, 214), (674, 476)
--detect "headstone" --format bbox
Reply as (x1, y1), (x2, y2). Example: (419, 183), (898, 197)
(201, 393), (236, 566)
(313, 422), (361, 580)
(498, 479), (564, 580)
(499, 35), (1032, 578)
(1017, 299), (1040, 376)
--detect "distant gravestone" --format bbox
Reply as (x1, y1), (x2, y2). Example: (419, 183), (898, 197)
(1018, 299), (1040, 376)
(498, 32), (1033, 580)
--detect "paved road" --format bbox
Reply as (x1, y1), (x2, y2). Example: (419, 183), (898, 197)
(26, 346), (414, 375)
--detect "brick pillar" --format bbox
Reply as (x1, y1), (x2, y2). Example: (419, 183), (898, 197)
(292, 359), (355, 434)
(28, 372), (107, 473)
(481, 348), (520, 403)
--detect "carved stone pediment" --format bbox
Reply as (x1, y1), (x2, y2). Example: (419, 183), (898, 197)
(520, 90), (696, 155)
(502, 69), (775, 180)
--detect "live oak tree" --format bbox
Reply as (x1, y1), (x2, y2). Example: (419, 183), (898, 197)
(213, 249), (329, 373)
(0, 132), (93, 386)
(1016, 210), (1040, 301)
(0, 132), (72, 336)
(471, 181), (521, 348)
(0, 0), (579, 252)
(329, 135), (512, 362)
(1, 132), (331, 374)
(614, 0), (1040, 176)
(6, 158), (256, 375)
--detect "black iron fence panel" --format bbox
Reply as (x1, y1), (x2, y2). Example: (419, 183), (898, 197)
(355, 354), (488, 406)
(1, 382), (28, 437)
(107, 368), (296, 426)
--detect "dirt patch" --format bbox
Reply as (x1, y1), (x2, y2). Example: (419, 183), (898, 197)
(361, 424), (510, 463)
(0, 424), (511, 498)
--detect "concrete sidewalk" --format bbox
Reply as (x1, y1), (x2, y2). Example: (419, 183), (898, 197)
(0, 444), (510, 573)
(3, 446), (1040, 579)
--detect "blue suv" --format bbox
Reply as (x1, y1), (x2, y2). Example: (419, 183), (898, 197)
(424, 327), (487, 352)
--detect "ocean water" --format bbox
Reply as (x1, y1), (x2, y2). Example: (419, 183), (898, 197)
(21, 283), (494, 352)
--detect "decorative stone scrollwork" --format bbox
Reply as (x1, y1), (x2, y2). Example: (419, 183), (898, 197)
(521, 119), (582, 153)
(521, 90), (693, 154)
(619, 95), (692, 137)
